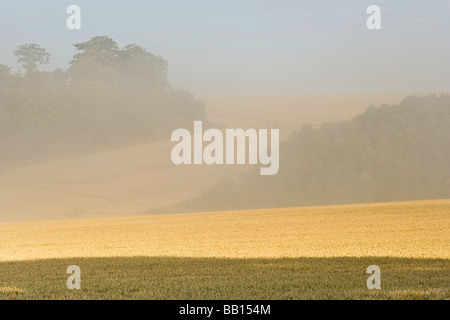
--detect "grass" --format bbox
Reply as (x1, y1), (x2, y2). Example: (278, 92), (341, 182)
(0, 199), (449, 299)
(0, 257), (448, 300)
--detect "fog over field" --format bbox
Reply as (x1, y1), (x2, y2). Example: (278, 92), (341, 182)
(0, 1), (449, 222)
(1, 1), (449, 302)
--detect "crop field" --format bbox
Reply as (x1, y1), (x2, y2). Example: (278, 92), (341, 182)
(0, 199), (449, 299)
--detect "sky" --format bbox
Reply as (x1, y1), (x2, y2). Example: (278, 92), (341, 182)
(0, 0), (449, 97)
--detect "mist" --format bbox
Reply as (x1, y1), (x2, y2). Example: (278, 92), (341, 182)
(1, 1), (449, 96)
(0, 1), (449, 222)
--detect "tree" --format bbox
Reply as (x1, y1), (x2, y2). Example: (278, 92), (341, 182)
(68, 37), (169, 91)
(71, 36), (119, 66)
(117, 44), (168, 91)
(13, 44), (50, 73)
(68, 36), (120, 87)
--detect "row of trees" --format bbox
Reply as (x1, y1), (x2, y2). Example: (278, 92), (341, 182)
(175, 95), (450, 212)
(0, 36), (205, 169)
(9, 37), (168, 89)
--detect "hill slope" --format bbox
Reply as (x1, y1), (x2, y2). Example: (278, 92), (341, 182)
(0, 92), (411, 222)
(183, 94), (450, 213)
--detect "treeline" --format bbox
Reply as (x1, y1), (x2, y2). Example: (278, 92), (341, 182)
(175, 94), (450, 212)
(0, 36), (205, 169)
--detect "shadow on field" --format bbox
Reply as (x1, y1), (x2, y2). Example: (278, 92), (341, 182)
(0, 256), (448, 299)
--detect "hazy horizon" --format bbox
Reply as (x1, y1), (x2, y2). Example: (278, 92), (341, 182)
(1, 0), (449, 97)
(1, 1), (449, 222)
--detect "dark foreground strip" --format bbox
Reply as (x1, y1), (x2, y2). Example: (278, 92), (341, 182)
(0, 300), (440, 319)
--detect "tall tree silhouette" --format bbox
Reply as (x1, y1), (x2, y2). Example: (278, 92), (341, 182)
(13, 44), (50, 73)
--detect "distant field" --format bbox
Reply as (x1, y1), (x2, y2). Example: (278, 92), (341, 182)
(0, 199), (448, 299)
(204, 93), (411, 139)
(0, 93), (422, 222)
(0, 140), (249, 222)
(0, 93), (418, 222)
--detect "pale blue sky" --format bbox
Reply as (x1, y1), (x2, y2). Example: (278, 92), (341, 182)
(0, 0), (449, 96)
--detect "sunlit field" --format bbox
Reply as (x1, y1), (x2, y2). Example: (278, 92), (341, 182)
(0, 199), (449, 299)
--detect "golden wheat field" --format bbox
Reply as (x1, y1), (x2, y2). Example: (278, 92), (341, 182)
(0, 199), (449, 299)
